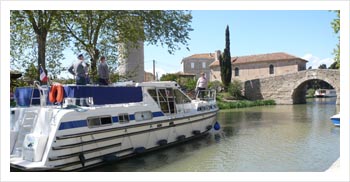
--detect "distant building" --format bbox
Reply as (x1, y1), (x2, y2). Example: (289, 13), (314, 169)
(144, 71), (155, 82)
(181, 51), (221, 81)
(209, 52), (307, 82)
(118, 41), (145, 82)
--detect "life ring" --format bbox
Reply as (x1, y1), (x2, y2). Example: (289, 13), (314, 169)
(49, 84), (64, 103)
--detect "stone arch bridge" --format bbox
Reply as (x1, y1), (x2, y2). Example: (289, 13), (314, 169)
(244, 69), (340, 104)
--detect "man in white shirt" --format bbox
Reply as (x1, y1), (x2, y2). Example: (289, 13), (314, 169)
(196, 72), (208, 98)
(68, 54), (88, 85)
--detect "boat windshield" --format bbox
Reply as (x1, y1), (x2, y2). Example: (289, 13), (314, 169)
(147, 88), (191, 115)
(196, 89), (216, 101)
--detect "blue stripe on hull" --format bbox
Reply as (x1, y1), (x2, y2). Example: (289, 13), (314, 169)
(58, 111), (164, 130)
(58, 120), (88, 130)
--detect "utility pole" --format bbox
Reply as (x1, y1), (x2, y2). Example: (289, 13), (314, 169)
(153, 59), (155, 81)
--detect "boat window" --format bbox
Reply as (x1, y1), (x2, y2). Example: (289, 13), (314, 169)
(174, 89), (191, 104)
(88, 117), (100, 127)
(87, 115), (112, 128)
(118, 114), (130, 124)
(147, 89), (158, 103)
(135, 111), (153, 121)
(101, 116), (112, 125)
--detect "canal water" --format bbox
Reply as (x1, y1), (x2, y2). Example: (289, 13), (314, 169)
(88, 97), (340, 172)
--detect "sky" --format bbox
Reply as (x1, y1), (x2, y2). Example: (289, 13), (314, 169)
(142, 10), (338, 77)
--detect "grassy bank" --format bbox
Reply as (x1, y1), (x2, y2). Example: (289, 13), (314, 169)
(217, 99), (276, 110)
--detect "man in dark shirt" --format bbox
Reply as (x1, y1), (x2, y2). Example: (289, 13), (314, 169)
(98, 56), (109, 85)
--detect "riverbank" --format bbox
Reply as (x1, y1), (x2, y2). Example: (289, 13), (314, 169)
(217, 99), (276, 110)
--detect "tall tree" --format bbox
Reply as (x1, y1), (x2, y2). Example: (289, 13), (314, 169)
(219, 25), (232, 89)
(60, 10), (193, 81)
(329, 10), (339, 69)
(10, 10), (68, 82)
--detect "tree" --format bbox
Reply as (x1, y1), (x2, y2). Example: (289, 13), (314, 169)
(330, 10), (339, 69)
(10, 10), (68, 82)
(60, 10), (193, 81)
(219, 25), (232, 89)
(160, 73), (179, 81)
(318, 64), (327, 69)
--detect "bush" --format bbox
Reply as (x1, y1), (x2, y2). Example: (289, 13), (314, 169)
(208, 80), (223, 92)
(217, 99), (276, 110)
(228, 79), (243, 99)
(307, 88), (315, 98)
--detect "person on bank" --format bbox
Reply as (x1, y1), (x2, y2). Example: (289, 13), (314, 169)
(68, 54), (88, 85)
(98, 56), (109, 85)
(196, 72), (208, 98)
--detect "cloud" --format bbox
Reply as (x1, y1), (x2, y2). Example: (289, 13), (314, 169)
(302, 54), (334, 69)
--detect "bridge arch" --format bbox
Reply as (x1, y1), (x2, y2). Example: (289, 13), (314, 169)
(244, 69), (340, 104)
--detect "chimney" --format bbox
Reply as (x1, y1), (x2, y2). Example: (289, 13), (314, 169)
(215, 50), (221, 61)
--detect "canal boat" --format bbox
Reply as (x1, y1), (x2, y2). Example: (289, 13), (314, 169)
(10, 81), (219, 171)
(314, 89), (336, 98)
(330, 113), (340, 126)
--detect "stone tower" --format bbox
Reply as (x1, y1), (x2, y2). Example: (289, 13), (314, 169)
(118, 41), (145, 83)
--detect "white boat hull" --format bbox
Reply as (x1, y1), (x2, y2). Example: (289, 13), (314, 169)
(10, 82), (219, 171)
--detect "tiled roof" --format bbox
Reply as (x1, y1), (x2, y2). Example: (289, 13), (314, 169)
(209, 52), (307, 67)
(184, 53), (216, 60)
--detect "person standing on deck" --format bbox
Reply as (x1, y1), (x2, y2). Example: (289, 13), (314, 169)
(68, 54), (88, 85)
(196, 72), (208, 98)
(98, 56), (109, 85)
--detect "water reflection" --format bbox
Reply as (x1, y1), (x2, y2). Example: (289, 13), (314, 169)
(87, 98), (339, 172)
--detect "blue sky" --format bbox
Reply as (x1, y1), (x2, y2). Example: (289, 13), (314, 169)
(142, 10), (338, 77)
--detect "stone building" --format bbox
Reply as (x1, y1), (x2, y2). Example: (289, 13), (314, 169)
(144, 71), (154, 82)
(118, 41), (145, 82)
(209, 52), (307, 82)
(181, 51), (221, 81)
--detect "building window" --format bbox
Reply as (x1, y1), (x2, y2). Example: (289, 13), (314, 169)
(202, 62), (206, 68)
(269, 65), (274, 74)
(191, 62), (194, 69)
(234, 67), (239, 76)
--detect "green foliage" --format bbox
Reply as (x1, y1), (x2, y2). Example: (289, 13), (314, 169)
(11, 10), (193, 82)
(160, 73), (179, 81)
(228, 79), (243, 99)
(306, 88), (315, 98)
(60, 10), (193, 79)
(183, 78), (196, 91)
(330, 10), (340, 69)
(318, 64), (327, 69)
(208, 80), (223, 92)
(219, 25), (232, 89)
(10, 10), (68, 81)
(217, 100), (276, 110)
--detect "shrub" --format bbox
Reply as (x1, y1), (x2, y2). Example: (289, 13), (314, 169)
(228, 79), (243, 99)
(208, 80), (223, 92)
(307, 88), (315, 98)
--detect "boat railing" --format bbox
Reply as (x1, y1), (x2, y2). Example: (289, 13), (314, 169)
(196, 89), (216, 102)
(33, 81), (49, 107)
